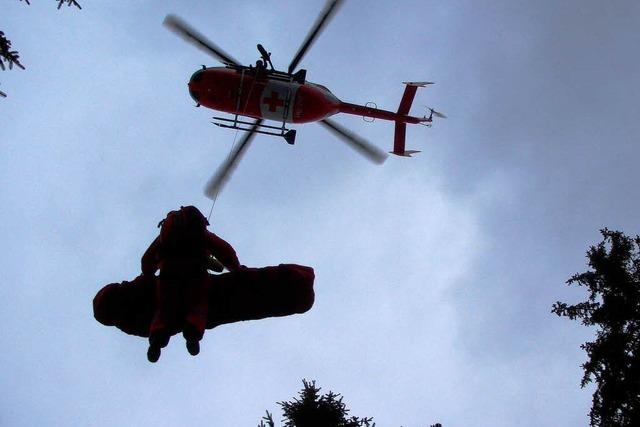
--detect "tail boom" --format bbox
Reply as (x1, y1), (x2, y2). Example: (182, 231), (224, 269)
(338, 102), (424, 124)
(338, 81), (436, 157)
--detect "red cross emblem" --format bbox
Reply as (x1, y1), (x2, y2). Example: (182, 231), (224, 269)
(263, 90), (285, 112)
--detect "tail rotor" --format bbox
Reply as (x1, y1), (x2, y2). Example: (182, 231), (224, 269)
(425, 106), (447, 121)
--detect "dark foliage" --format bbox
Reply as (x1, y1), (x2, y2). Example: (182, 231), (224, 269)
(18, 0), (82, 9)
(0, 31), (25, 71)
(553, 229), (640, 426)
(56, 0), (82, 10)
(2, 0), (81, 97)
(258, 380), (443, 427)
(259, 380), (374, 427)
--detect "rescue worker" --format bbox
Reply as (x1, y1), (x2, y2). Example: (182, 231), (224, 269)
(141, 205), (241, 363)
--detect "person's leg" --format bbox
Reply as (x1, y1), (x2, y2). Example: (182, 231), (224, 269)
(183, 272), (209, 355)
(147, 276), (176, 362)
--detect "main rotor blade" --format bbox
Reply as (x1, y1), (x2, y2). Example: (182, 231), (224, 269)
(287, 0), (343, 74)
(204, 119), (263, 199)
(163, 14), (239, 66)
(320, 119), (387, 164)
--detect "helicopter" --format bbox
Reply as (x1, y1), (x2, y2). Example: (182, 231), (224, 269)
(163, 0), (445, 198)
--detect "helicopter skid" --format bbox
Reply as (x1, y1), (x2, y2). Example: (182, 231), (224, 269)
(212, 115), (296, 145)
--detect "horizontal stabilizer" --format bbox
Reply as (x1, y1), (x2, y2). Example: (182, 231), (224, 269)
(402, 81), (434, 87)
(389, 149), (421, 157)
(397, 81), (433, 116)
(388, 81), (437, 156)
(392, 121), (420, 156)
(393, 121), (407, 154)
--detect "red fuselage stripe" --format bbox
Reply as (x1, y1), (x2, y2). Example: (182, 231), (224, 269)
(338, 102), (423, 124)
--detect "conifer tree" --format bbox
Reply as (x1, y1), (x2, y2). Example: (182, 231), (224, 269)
(553, 229), (640, 426)
(259, 380), (373, 427)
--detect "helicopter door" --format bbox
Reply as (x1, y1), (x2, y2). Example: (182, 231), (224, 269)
(259, 80), (300, 123)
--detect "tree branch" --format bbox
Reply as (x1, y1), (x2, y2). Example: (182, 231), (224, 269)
(58, 0), (82, 10)
(0, 31), (26, 71)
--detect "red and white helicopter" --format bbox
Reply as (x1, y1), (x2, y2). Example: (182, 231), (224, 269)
(164, 0), (445, 198)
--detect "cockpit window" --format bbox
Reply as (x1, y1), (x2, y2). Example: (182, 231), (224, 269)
(189, 87), (199, 103)
(190, 69), (204, 83)
(311, 82), (332, 93)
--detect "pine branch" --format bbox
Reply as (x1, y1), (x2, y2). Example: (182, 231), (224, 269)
(17, 1), (82, 10)
(57, 0), (82, 10)
(258, 411), (275, 427)
(2, 0), (82, 98)
(0, 31), (26, 71)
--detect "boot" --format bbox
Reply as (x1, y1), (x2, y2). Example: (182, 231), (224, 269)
(147, 344), (161, 363)
(147, 330), (169, 363)
(183, 323), (202, 356)
(186, 339), (200, 356)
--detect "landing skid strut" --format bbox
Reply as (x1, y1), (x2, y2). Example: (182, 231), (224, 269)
(212, 115), (297, 145)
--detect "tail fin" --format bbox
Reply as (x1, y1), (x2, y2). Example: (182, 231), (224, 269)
(397, 81), (433, 116)
(391, 82), (432, 156)
(391, 122), (420, 157)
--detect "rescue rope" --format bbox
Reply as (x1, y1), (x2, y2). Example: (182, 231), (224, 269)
(207, 73), (259, 221)
(207, 128), (240, 222)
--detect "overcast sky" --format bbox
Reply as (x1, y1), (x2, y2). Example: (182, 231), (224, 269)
(1, 1), (639, 426)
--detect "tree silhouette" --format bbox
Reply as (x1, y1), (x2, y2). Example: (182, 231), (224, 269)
(259, 380), (374, 427)
(553, 229), (640, 426)
(258, 380), (442, 427)
(1, 0), (81, 97)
